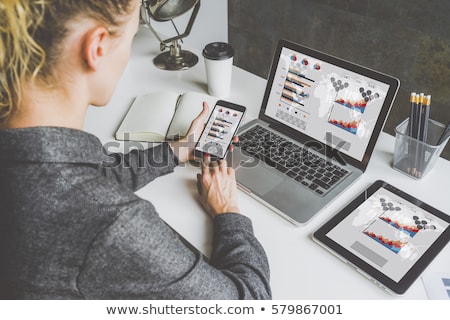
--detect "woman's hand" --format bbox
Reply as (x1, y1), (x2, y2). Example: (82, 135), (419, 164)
(169, 101), (238, 164)
(196, 154), (240, 217)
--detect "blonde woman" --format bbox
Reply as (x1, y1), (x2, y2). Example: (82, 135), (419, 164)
(0, 0), (270, 299)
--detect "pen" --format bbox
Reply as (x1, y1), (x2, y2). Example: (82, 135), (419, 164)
(436, 121), (450, 146)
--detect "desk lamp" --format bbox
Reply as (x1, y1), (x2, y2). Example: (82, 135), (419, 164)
(141, 0), (200, 70)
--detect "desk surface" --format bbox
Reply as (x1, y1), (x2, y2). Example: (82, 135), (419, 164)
(84, 26), (450, 300)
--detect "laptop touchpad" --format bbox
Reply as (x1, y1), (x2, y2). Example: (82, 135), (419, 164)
(236, 166), (283, 195)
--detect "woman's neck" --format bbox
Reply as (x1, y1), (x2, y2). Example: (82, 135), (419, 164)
(2, 81), (88, 130)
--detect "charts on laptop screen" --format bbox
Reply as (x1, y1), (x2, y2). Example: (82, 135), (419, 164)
(264, 46), (392, 162)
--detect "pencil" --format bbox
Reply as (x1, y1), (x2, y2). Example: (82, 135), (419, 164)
(410, 93), (420, 139)
(416, 95), (431, 178)
(408, 92), (416, 137)
(412, 94), (424, 176)
(414, 93), (424, 139)
(418, 94), (430, 143)
(408, 93), (420, 175)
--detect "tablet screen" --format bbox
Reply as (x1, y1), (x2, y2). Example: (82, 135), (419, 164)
(326, 187), (449, 282)
(314, 180), (450, 294)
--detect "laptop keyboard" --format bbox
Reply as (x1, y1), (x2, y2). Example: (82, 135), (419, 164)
(238, 125), (350, 197)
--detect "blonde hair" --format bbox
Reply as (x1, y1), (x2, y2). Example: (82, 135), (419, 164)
(0, 0), (135, 122)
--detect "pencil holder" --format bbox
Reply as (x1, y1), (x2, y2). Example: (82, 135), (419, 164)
(393, 118), (449, 179)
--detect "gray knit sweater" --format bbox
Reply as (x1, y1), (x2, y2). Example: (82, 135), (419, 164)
(0, 127), (271, 299)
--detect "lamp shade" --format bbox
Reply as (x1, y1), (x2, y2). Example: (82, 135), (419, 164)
(148, 0), (199, 21)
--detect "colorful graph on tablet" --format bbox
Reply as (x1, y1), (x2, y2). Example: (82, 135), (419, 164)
(363, 231), (407, 254)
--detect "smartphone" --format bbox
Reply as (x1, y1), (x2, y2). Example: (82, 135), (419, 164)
(194, 100), (246, 160)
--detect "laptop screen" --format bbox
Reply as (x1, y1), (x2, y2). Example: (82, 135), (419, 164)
(260, 40), (399, 169)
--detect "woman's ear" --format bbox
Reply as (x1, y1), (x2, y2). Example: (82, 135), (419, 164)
(82, 26), (110, 71)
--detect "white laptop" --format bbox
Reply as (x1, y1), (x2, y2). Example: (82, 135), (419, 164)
(232, 39), (400, 226)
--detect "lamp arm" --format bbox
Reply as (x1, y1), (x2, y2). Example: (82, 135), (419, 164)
(142, 18), (166, 45)
(160, 0), (200, 45)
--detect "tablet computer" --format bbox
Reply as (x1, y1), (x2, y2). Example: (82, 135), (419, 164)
(313, 180), (450, 295)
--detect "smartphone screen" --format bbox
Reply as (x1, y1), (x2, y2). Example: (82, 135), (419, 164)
(195, 100), (246, 160)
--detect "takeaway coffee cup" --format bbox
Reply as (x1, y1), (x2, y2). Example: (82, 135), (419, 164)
(202, 42), (234, 98)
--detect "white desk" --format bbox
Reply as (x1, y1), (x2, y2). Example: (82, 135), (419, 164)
(84, 26), (450, 300)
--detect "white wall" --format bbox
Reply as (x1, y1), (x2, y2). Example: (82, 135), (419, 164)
(147, 0), (228, 51)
